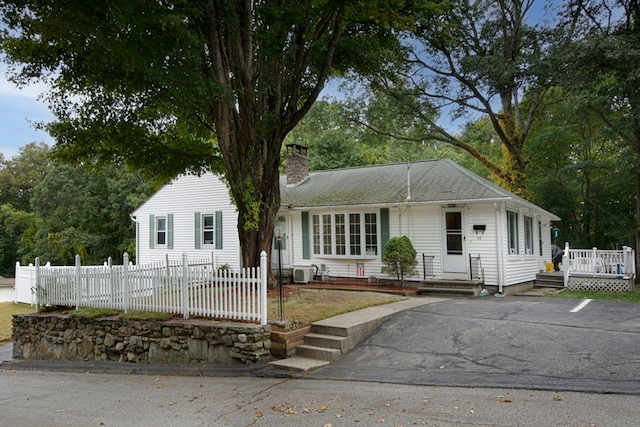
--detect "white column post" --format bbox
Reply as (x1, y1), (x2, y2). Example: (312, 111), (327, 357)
(260, 251), (268, 325)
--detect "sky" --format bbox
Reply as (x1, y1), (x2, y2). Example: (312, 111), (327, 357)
(0, 60), (54, 160)
(0, 0), (556, 162)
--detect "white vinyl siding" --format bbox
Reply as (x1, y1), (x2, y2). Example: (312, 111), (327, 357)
(133, 174), (238, 268)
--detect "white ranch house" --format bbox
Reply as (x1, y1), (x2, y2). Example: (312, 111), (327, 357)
(131, 145), (560, 294)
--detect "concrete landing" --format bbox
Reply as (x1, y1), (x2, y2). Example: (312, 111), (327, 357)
(268, 356), (330, 372)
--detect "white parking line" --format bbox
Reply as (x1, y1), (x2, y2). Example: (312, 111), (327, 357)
(570, 299), (592, 313)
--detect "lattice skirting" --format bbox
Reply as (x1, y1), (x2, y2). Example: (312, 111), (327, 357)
(567, 275), (635, 292)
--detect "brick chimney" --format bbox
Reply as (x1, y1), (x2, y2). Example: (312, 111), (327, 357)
(286, 144), (309, 186)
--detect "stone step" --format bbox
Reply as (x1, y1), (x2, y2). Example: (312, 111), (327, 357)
(304, 333), (349, 351)
(296, 344), (343, 362)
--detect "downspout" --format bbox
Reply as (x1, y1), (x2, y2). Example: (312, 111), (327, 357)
(396, 206), (402, 236)
(493, 203), (506, 297)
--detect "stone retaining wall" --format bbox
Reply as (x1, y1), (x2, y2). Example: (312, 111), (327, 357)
(12, 314), (272, 365)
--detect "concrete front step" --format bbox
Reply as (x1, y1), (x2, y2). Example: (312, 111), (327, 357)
(417, 287), (476, 297)
(304, 332), (349, 351)
(296, 344), (343, 362)
(268, 356), (330, 373)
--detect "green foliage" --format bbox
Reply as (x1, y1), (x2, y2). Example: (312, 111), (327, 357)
(381, 236), (417, 282)
(526, 87), (636, 248)
(0, 0), (416, 269)
(0, 144), (153, 273)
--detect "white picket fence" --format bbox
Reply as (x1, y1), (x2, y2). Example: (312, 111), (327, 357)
(15, 252), (268, 325)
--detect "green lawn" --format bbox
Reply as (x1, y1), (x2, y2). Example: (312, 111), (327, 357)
(548, 288), (640, 303)
(0, 302), (35, 344)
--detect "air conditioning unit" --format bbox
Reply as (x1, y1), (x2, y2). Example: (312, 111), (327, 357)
(293, 267), (312, 284)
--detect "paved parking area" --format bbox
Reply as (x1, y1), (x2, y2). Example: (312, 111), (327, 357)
(309, 297), (640, 395)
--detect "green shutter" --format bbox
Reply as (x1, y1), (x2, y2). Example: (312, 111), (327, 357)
(215, 211), (223, 249)
(194, 212), (201, 249)
(167, 213), (174, 249)
(301, 211), (310, 260)
(380, 208), (390, 258)
(149, 214), (155, 249)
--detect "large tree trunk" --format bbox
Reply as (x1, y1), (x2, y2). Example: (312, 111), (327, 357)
(202, 2), (344, 277)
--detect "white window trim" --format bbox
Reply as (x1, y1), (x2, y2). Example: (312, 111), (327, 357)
(507, 210), (519, 255)
(156, 215), (167, 248)
(201, 213), (216, 247)
(524, 215), (534, 255)
(312, 211), (379, 258)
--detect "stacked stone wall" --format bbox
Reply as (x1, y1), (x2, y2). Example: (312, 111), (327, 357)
(12, 314), (272, 365)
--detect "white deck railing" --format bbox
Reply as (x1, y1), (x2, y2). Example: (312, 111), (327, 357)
(15, 252), (268, 325)
(562, 243), (636, 286)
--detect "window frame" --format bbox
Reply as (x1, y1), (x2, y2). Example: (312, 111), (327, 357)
(507, 210), (519, 255)
(311, 211), (379, 258)
(156, 215), (167, 247)
(201, 213), (215, 246)
(524, 215), (534, 255)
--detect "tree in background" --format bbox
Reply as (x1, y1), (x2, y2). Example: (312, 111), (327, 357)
(346, 0), (562, 195)
(526, 88), (636, 248)
(0, 145), (152, 275)
(0, 0), (419, 272)
(559, 0), (640, 264)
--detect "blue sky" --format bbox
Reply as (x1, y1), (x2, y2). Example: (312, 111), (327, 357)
(0, 60), (54, 160)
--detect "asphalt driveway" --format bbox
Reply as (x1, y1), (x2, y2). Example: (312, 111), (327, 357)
(309, 296), (640, 395)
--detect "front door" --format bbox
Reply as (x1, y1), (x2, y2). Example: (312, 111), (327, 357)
(442, 208), (468, 279)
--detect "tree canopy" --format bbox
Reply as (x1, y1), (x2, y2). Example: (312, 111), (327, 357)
(0, 0), (419, 270)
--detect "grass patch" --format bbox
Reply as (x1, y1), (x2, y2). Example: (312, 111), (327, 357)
(0, 302), (35, 345)
(548, 288), (640, 303)
(267, 288), (405, 326)
(68, 307), (171, 321)
(0, 289), (403, 344)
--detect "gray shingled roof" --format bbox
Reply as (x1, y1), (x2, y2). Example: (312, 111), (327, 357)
(280, 158), (559, 219)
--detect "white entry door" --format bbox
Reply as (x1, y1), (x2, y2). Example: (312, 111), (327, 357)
(442, 208), (468, 279)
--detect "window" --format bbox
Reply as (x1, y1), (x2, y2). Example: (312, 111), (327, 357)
(156, 216), (167, 246)
(150, 214), (172, 249)
(349, 213), (361, 256)
(365, 213), (378, 256)
(507, 210), (519, 255)
(538, 221), (543, 255)
(322, 214), (332, 255)
(335, 214), (346, 255)
(194, 211), (222, 249)
(202, 214), (215, 245)
(312, 212), (378, 257)
(524, 216), (534, 255)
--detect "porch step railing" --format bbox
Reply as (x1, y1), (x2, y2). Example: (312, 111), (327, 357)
(562, 243), (636, 286)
